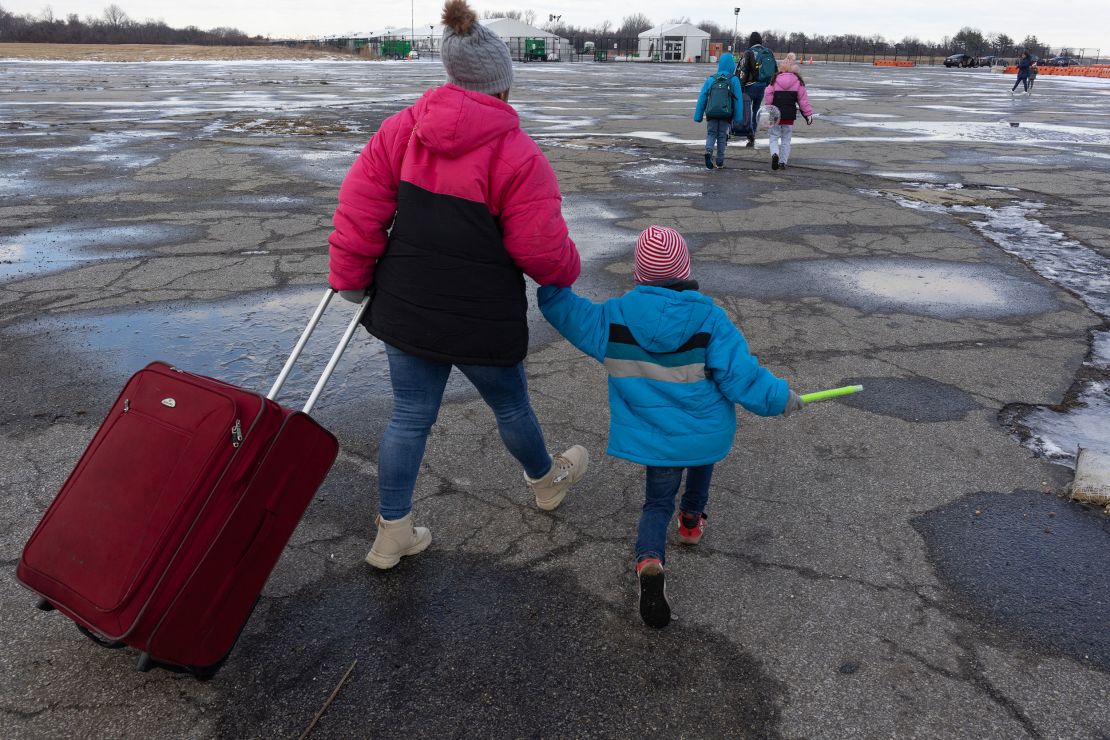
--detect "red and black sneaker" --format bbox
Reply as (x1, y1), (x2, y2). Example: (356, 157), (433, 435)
(636, 558), (671, 628)
(677, 511), (707, 545)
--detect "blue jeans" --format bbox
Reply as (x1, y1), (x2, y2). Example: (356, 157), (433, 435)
(377, 344), (553, 520)
(634, 464), (714, 564)
(705, 119), (728, 163)
(744, 83), (767, 133)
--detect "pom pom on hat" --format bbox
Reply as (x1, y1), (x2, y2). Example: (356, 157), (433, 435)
(634, 226), (691, 283)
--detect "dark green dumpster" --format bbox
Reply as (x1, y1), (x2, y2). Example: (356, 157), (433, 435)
(525, 38), (547, 61)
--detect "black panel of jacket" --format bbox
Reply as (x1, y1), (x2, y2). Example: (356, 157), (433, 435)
(364, 181), (528, 366)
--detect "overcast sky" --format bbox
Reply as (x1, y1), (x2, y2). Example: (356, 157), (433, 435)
(5, 1), (1108, 49)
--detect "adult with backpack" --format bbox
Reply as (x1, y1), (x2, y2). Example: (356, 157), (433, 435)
(738, 32), (777, 147)
(693, 52), (745, 169)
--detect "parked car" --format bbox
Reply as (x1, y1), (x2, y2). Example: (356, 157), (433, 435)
(944, 53), (978, 68)
(977, 55), (1001, 67)
(1044, 55), (1080, 66)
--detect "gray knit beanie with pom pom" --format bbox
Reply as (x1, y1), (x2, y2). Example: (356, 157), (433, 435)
(440, 0), (513, 94)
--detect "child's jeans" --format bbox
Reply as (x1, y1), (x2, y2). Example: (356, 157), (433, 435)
(378, 343), (553, 520)
(705, 119), (729, 164)
(768, 123), (794, 163)
(635, 464), (715, 564)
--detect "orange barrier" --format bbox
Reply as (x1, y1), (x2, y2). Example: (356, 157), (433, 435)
(873, 59), (914, 67)
(1003, 65), (1109, 78)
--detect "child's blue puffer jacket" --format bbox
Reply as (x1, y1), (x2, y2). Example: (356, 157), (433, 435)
(538, 283), (788, 467)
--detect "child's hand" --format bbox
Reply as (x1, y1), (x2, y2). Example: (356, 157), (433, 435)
(805, 116), (813, 125)
(782, 390), (804, 416)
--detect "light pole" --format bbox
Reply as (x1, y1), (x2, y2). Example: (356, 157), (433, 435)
(733, 7), (740, 52)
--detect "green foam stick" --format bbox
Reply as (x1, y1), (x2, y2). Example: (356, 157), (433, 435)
(800, 385), (863, 404)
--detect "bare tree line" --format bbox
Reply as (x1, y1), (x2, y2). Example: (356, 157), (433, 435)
(0, 3), (260, 45)
(483, 11), (1053, 58)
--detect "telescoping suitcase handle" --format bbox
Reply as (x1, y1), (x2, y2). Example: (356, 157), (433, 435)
(267, 288), (371, 415)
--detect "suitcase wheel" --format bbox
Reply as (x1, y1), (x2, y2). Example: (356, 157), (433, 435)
(76, 624), (126, 649)
(136, 651), (225, 681)
(35, 598), (55, 612)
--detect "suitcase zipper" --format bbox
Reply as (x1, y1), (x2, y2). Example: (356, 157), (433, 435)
(231, 420), (243, 448)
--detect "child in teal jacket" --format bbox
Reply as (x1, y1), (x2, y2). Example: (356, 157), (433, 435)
(538, 225), (802, 628)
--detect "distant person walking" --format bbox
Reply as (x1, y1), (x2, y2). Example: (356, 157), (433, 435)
(1012, 51), (1033, 94)
(693, 52), (745, 169)
(328, 0), (589, 570)
(762, 54), (813, 170)
(738, 32), (778, 147)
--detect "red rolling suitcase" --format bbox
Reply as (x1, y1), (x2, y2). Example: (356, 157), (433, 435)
(16, 289), (368, 679)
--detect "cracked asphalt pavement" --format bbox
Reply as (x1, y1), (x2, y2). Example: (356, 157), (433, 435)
(1, 60), (1108, 737)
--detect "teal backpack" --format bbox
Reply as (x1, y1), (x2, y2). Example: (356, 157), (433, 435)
(752, 45), (777, 84)
(705, 74), (734, 120)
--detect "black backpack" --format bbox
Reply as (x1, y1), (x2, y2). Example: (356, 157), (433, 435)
(705, 74), (734, 120)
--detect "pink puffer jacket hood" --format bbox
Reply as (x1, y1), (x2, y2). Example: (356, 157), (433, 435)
(413, 84), (518, 157)
(328, 83), (580, 293)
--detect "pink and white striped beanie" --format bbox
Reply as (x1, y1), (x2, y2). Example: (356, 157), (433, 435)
(634, 225), (691, 283)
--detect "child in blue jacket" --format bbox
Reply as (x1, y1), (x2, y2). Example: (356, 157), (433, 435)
(693, 53), (746, 170)
(538, 225), (802, 628)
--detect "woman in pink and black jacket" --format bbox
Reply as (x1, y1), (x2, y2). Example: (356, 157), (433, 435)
(328, 0), (589, 570)
(762, 56), (814, 171)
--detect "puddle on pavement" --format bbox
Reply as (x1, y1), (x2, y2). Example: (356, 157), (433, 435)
(7, 287), (578, 416)
(913, 490), (1110, 671)
(0, 224), (191, 281)
(837, 377), (981, 422)
(695, 257), (1059, 319)
(870, 190), (1110, 467)
(869, 194), (1110, 318)
(7, 289), (431, 410)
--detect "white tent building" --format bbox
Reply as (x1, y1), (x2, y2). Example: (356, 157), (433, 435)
(483, 18), (571, 61)
(637, 23), (710, 62)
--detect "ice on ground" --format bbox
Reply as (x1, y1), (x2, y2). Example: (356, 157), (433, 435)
(872, 189), (1110, 467)
(1017, 382), (1110, 464)
(1092, 331), (1110, 371)
(561, 197), (636, 260)
(839, 120), (1110, 147)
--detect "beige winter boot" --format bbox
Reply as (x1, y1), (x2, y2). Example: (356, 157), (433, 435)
(527, 445), (589, 511)
(365, 513), (432, 570)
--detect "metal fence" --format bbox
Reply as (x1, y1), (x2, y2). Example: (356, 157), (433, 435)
(297, 35), (1103, 67)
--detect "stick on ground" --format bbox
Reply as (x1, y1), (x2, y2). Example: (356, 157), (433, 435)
(298, 659), (358, 740)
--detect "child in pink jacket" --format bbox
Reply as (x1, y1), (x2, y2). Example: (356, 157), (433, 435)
(761, 56), (813, 171)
